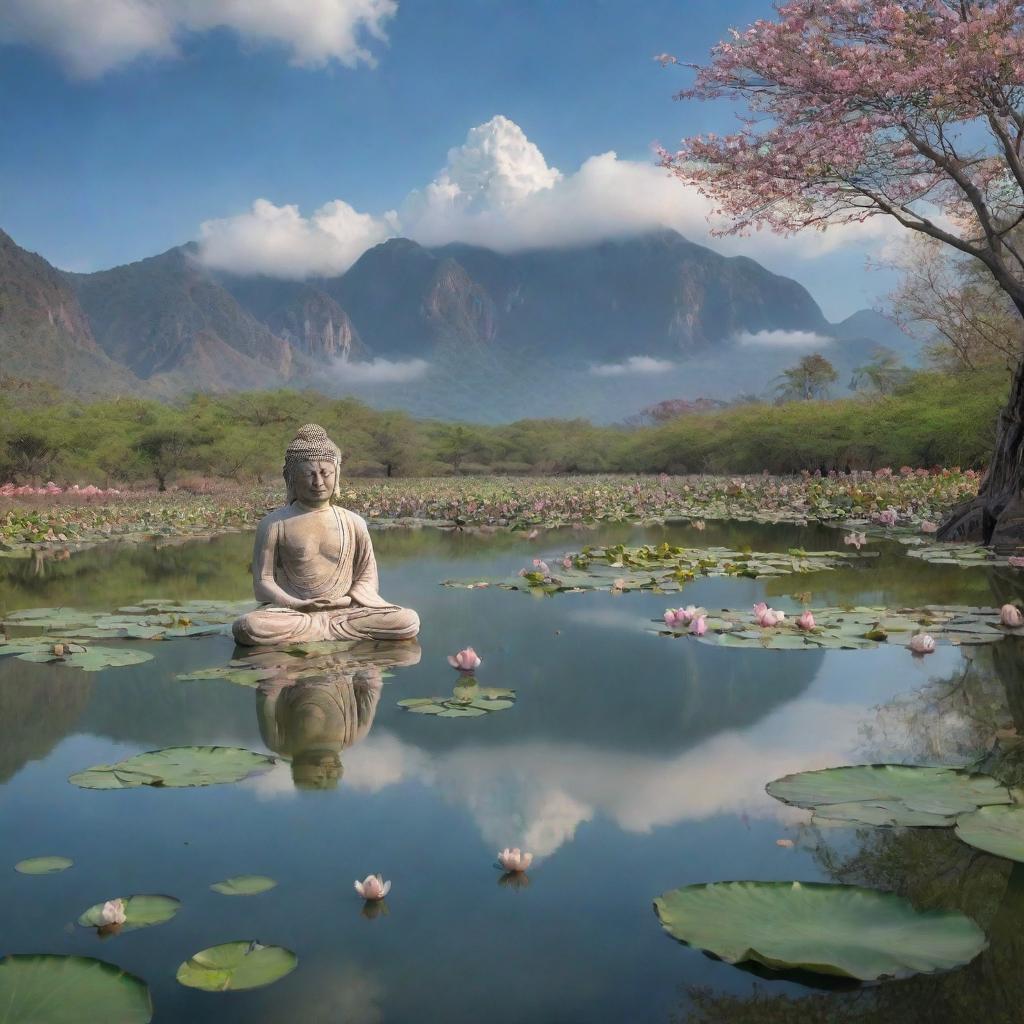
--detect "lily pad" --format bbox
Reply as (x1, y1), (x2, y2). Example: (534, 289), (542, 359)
(398, 684), (517, 718)
(14, 856), (73, 875)
(0, 954), (152, 1023)
(69, 746), (276, 790)
(210, 875), (278, 896)
(175, 941), (297, 992)
(955, 805), (1024, 862)
(77, 895), (181, 931)
(766, 764), (1012, 826)
(653, 880), (986, 980)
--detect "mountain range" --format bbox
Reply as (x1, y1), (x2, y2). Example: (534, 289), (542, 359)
(0, 226), (916, 422)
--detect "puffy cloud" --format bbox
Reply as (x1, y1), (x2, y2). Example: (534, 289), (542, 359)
(194, 115), (904, 281)
(589, 356), (675, 377)
(0, 0), (397, 78)
(735, 329), (834, 349)
(331, 357), (429, 384)
(198, 198), (396, 278)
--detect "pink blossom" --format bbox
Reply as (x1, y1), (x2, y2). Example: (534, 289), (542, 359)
(1000, 604), (1024, 628)
(909, 633), (936, 655)
(1009, 556), (1024, 569)
(354, 874), (391, 901)
(920, 521), (938, 534)
(796, 610), (816, 630)
(844, 532), (867, 550)
(753, 602), (768, 617)
(448, 648), (481, 672)
(756, 607), (785, 628)
(532, 559), (550, 576)
(690, 615), (707, 636)
(498, 848), (533, 872)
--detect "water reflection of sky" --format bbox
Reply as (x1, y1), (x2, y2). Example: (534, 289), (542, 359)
(0, 523), (1015, 1023)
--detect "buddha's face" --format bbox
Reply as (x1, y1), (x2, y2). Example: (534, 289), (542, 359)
(291, 459), (337, 508)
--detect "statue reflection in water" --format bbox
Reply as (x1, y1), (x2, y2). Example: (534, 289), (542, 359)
(254, 640), (421, 790)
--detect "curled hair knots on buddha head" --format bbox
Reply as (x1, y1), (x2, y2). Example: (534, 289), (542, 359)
(283, 423), (343, 503)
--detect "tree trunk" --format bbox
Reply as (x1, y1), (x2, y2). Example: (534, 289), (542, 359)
(937, 301), (1024, 547)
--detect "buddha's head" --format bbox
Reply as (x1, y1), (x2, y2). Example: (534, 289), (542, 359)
(283, 424), (342, 506)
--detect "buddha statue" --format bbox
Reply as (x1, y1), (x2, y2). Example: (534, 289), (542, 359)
(232, 424), (420, 647)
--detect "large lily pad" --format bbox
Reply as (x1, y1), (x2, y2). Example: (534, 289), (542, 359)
(69, 746), (276, 790)
(175, 941), (297, 992)
(766, 764), (1012, 827)
(0, 954), (152, 1023)
(663, 604), (1017, 651)
(210, 875), (278, 896)
(14, 856), (73, 875)
(955, 805), (1024, 862)
(653, 880), (986, 980)
(78, 895), (181, 932)
(17, 646), (154, 671)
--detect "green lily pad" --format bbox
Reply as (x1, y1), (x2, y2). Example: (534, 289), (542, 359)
(77, 895), (181, 931)
(16, 646), (154, 671)
(398, 684), (517, 718)
(176, 941), (297, 992)
(653, 880), (986, 980)
(14, 856), (73, 875)
(766, 764), (1012, 826)
(0, 955), (152, 1023)
(69, 746), (276, 790)
(955, 805), (1024, 862)
(210, 876), (278, 896)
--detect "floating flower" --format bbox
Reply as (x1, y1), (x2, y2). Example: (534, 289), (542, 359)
(752, 602), (768, 617)
(693, 520), (706, 531)
(532, 558), (550, 576)
(354, 875), (391, 901)
(100, 899), (126, 926)
(561, 556), (573, 570)
(909, 633), (936, 655)
(448, 648), (481, 672)
(843, 532), (867, 550)
(796, 610), (816, 631)
(690, 615), (707, 636)
(756, 607), (785, 628)
(498, 848), (533, 873)
(664, 606), (699, 628)
(875, 508), (898, 527)
(1000, 604), (1024, 628)
(1009, 556), (1024, 569)
(920, 521), (938, 534)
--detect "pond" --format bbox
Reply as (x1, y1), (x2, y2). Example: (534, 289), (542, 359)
(1, 520), (1023, 1022)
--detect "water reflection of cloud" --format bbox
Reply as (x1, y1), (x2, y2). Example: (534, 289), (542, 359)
(333, 696), (869, 858)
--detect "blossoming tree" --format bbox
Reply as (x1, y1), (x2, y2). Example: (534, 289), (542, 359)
(661, 0), (1024, 544)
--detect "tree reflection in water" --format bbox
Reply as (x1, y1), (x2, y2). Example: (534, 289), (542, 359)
(678, 640), (1024, 1024)
(254, 641), (421, 790)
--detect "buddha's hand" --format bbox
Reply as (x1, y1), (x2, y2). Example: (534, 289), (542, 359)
(298, 595), (351, 611)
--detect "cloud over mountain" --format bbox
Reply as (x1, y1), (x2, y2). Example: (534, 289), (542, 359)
(0, 0), (397, 77)
(736, 329), (834, 349)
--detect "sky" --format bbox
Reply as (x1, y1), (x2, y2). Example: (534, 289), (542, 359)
(0, 0), (901, 320)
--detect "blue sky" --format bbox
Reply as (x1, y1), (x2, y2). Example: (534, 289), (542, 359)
(0, 0), (897, 319)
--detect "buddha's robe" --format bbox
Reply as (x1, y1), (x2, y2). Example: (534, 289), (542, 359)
(232, 504), (420, 646)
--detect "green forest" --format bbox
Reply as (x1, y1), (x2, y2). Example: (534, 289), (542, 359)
(0, 364), (1007, 486)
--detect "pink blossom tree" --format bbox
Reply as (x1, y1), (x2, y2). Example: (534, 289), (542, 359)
(661, 0), (1024, 543)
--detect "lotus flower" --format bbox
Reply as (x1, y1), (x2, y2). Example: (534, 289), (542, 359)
(498, 848), (533, 873)
(1010, 556), (1024, 569)
(843, 532), (867, 550)
(562, 556), (573, 570)
(796, 610), (816, 631)
(756, 607), (785, 628)
(664, 606), (698, 628)
(876, 508), (898, 527)
(354, 874), (391, 901)
(753, 602), (768, 617)
(920, 521), (938, 534)
(690, 615), (707, 636)
(448, 648), (481, 672)
(100, 899), (126, 926)
(532, 558), (550, 576)
(1001, 604), (1024, 628)
(693, 520), (706, 531)
(909, 633), (936, 655)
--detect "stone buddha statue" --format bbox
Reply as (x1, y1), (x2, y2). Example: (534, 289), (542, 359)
(232, 424), (420, 647)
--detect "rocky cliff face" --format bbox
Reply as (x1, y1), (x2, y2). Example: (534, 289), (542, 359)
(0, 229), (142, 395)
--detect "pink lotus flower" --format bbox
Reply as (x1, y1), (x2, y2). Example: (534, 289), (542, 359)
(909, 633), (936, 655)
(756, 607), (785, 628)
(498, 848), (533, 873)
(100, 899), (126, 925)
(1000, 604), (1024, 628)
(693, 520), (706, 531)
(753, 602), (768, 617)
(532, 559), (550, 576)
(562, 556), (573, 570)
(796, 611), (816, 631)
(875, 508), (898, 527)
(448, 648), (481, 672)
(920, 521), (938, 534)
(690, 615), (707, 636)
(664, 606), (699, 628)
(354, 874), (391, 901)
(844, 532), (867, 550)
(1009, 556), (1024, 569)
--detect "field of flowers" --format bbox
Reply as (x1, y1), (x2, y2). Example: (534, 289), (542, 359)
(0, 470), (981, 557)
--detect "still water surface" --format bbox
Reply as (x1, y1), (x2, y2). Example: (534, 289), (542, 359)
(1, 522), (1022, 1023)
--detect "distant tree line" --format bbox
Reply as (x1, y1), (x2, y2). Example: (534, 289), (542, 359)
(0, 364), (1006, 487)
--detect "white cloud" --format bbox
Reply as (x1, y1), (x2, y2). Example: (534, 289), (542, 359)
(735, 329), (834, 349)
(589, 356), (674, 377)
(332, 357), (429, 384)
(198, 198), (396, 278)
(0, 0), (397, 78)
(192, 115), (905, 281)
